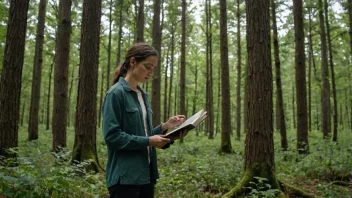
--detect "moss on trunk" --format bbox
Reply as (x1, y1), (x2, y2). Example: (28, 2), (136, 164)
(223, 163), (284, 197)
(70, 143), (103, 173)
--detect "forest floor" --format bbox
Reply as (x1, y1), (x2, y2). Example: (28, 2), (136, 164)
(0, 126), (351, 197)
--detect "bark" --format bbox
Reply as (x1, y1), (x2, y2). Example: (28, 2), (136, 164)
(136, 0), (144, 42)
(46, 55), (55, 130)
(152, 0), (162, 127)
(163, 42), (170, 122)
(179, 0), (186, 117)
(28, 0), (47, 141)
(235, 0), (242, 141)
(98, 66), (104, 128)
(168, 25), (175, 119)
(293, 0), (309, 154)
(52, 0), (72, 151)
(205, 0), (214, 139)
(349, 0), (352, 55)
(224, 0), (284, 196)
(72, 0), (102, 172)
(243, 58), (248, 134)
(116, 0), (123, 66)
(292, 85), (296, 129)
(308, 8), (313, 132)
(324, 0), (338, 142)
(208, 0), (214, 140)
(220, 0), (232, 153)
(272, 0), (288, 150)
(106, 0), (113, 90)
(319, 0), (331, 139)
(67, 65), (75, 127)
(21, 97), (26, 126)
(0, 0), (30, 159)
(216, 65), (221, 136)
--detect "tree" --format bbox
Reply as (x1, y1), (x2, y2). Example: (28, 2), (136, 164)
(235, 0), (242, 141)
(71, 0), (102, 172)
(179, 0), (186, 119)
(318, 0), (331, 139)
(136, 0), (144, 43)
(0, 0), (30, 159)
(152, 0), (162, 127)
(293, 0), (309, 154)
(116, 0), (124, 66)
(324, 0), (338, 142)
(28, 0), (47, 141)
(271, 0), (288, 150)
(205, 0), (214, 139)
(52, 0), (72, 151)
(219, 0), (232, 153)
(349, 0), (352, 56)
(224, 0), (313, 197)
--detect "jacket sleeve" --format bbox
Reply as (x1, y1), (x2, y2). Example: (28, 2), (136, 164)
(102, 90), (149, 150)
(151, 124), (165, 135)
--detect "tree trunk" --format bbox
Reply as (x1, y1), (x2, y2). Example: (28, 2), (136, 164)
(168, 26), (175, 119)
(348, 0), (352, 56)
(163, 42), (170, 122)
(243, 57), (248, 134)
(205, 0), (210, 136)
(224, 0), (282, 195)
(116, 0), (124, 66)
(0, 0), (30, 160)
(46, 55), (55, 130)
(208, 0), (214, 140)
(318, 0), (331, 139)
(136, 0), (144, 42)
(308, 8), (313, 132)
(21, 97), (26, 126)
(98, 67), (104, 128)
(216, 65), (221, 136)
(67, 65), (75, 127)
(272, 0), (288, 150)
(152, 0), (162, 127)
(235, 0), (242, 141)
(205, 0), (214, 139)
(293, 0), (309, 154)
(324, 0), (338, 142)
(179, 0), (186, 118)
(52, 0), (72, 151)
(106, 0), (113, 90)
(72, 0), (102, 172)
(345, 90), (350, 130)
(292, 85), (296, 129)
(28, 0), (47, 141)
(219, 0), (232, 153)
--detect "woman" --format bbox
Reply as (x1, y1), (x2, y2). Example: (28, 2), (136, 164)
(102, 43), (185, 198)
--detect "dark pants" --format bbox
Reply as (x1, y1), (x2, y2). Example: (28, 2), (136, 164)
(108, 182), (155, 198)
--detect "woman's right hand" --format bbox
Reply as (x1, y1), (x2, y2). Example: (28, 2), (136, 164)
(148, 135), (170, 149)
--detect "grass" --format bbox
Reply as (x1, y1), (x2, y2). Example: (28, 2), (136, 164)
(0, 125), (351, 197)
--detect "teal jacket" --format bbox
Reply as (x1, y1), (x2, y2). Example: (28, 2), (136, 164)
(102, 77), (164, 188)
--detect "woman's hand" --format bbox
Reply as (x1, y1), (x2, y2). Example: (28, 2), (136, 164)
(149, 135), (170, 149)
(161, 115), (185, 131)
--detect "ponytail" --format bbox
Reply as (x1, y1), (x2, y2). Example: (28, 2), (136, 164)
(111, 59), (130, 85)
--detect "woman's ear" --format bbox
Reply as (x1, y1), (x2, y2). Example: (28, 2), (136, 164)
(130, 57), (136, 67)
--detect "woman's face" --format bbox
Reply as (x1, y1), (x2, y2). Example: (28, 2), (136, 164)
(130, 55), (158, 83)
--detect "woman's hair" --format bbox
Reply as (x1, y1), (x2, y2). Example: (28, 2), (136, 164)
(112, 43), (158, 85)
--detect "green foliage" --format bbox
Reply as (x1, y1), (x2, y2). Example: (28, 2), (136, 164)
(243, 177), (280, 198)
(0, 127), (351, 197)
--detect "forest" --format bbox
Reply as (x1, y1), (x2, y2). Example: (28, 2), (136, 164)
(0, 0), (352, 197)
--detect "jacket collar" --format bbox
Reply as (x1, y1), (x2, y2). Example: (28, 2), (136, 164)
(118, 77), (148, 95)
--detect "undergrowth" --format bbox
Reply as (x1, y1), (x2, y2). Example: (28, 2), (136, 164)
(0, 125), (351, 197)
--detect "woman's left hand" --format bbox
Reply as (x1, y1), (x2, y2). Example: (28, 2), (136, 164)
(162, 115), (185, 131)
